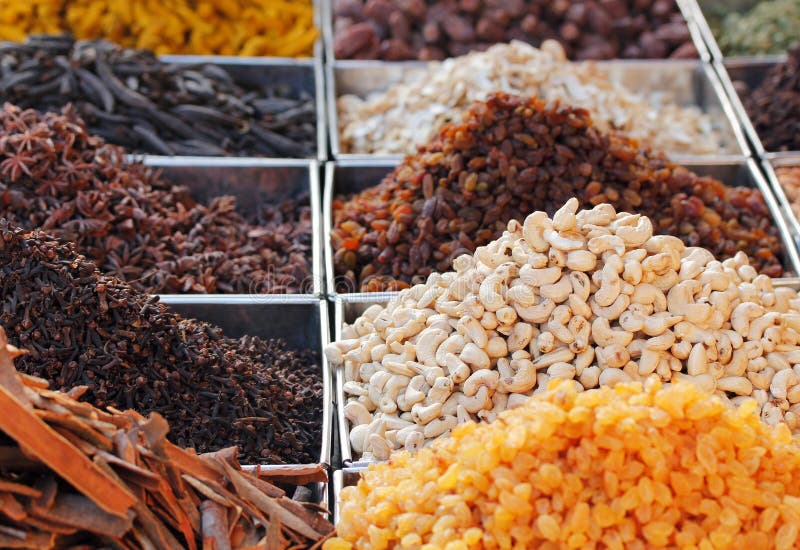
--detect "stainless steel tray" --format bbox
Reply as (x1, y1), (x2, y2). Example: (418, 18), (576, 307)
(763, 155), (800, 251)
(167, 296), (333, 474)
(327, 159), (800, 465)
(327, 59), (748, 162)
(713, 56), (800, 161)
(139, 158), (323, 298)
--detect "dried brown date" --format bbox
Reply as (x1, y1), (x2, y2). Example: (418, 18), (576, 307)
(333, 0), (697, 60)
(331, 93), (784, 292)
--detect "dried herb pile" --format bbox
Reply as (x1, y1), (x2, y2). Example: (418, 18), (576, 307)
(0, 328), (332, 549)
(0, 221), (323, 464)
(0, 103), (313, 294)
(332, 93), (784, 292)
(742, 46), (800, 152)
(0, 35), (316, 157)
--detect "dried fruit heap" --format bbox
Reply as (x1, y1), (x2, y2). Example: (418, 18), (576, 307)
(332, 93), (784, 292)
(743, 46), (800, 152)
(326, 380), (800, 549)
(0, 103), (312, 294)
(0, 327), (332, 549)
(0, 222), (322, 464)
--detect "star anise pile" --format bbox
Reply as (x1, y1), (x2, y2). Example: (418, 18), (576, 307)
(0, 103), (313, 294)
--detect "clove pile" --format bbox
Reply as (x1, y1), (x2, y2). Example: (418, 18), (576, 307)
(0, 103), (313, 294)
(0, 327), (332, 548)
(0, 35), (316, 157)
(332, 93), (785, 292)
(0, 221), (323, 464)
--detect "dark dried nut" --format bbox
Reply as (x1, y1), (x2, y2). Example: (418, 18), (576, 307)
(333, 0), (363, 18)
(389, 11), (412, 41)
(422, 21), (441, 44)
(364, 0), (394, 24)
(442, 14), (475, 42)
(654, 21), (690, 45)
(381, 39), (416, 60)
(669, 41), (698, 59)
(476, 18), (507, 42)
(398, 0), (426, 18)
(334, 22), (379, 59)
(418, 46), (446, 61)
(638, 32), (668, 58)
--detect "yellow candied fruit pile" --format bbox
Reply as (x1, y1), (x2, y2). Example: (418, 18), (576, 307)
(0, 0), (317, 57)
(326, 380), (800, 550)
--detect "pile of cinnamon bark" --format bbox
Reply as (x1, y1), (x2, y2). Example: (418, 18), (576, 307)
(0, 327), (332, 549)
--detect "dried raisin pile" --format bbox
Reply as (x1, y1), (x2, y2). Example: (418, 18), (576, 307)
(332, 93), (783, 292)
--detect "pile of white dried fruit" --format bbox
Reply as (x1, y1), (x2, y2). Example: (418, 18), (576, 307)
(326, 199), (800, 460)
(337, 40), (725, 157)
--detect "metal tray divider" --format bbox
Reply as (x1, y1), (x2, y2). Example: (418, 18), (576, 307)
(331, 467), (367, 525)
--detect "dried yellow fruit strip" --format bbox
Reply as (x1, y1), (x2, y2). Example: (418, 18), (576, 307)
(0, 0), (317, 57)
(328, 379), (800, 549)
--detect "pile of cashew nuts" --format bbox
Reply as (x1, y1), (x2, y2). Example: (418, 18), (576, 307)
(326, 198), (800, 460)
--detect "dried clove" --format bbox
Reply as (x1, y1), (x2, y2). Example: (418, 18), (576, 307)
(0, 221), (323, 465)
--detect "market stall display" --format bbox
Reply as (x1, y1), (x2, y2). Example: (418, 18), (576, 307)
(0, 327), (332, 548)
(337, 41), (725, 157)
(331, 0), (697, 61)
(329, 199), (800, 460)
(704, 0), (800, 57)
(0, 222), (323, 464)
(0, 0), (317, 57)
(0, 36), (317, 157)
(326, 380), (800, 549)
(0, 104), (314, 294)
(331, 93), (784, 293)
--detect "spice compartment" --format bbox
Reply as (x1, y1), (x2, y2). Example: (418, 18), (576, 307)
(324, 159), (800, 300)
(143, 158), (324, 297)
(713, 56), (800, 160)
(327, 58), (747, 162)
(164, 295), (333, 473)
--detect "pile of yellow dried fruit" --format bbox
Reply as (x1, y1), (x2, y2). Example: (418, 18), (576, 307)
(0, 0), (316, 56)
(326, 380), (800, 549)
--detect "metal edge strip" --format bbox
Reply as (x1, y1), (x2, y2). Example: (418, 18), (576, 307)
(319, 298), (334, 467)
(326, 60), (342, 158)
(309, 160), (325, 297)
(333, 297), (352, 465)
(324, 162), (338, 296)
